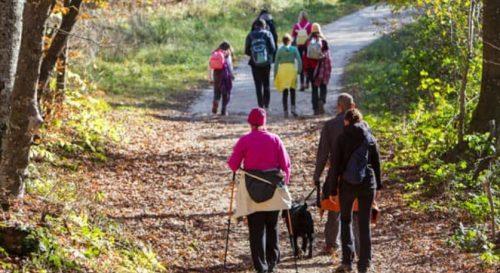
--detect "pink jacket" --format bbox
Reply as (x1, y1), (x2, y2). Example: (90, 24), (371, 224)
(291, 19), (312, 39)
(227, 129), (291, 184)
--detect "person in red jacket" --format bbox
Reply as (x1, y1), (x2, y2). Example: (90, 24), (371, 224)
(291, 11), (312, 91)
(302, 23), (332, 115)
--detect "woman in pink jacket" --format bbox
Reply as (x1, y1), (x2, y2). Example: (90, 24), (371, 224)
(228, 108), (291, 273)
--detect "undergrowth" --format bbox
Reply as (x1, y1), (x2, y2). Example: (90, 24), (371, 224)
(0, 74), (164, 272)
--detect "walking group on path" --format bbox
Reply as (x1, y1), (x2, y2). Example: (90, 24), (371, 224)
(208, 9), (383, 273)
(208, 10), (332, 117)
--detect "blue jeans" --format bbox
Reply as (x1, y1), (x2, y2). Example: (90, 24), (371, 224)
(339, 181), (375, 270)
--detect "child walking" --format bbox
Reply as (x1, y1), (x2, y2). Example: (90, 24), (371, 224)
(274, 34), (302, 118)
(208, 41), (234, 116)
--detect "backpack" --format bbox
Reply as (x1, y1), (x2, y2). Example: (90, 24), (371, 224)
(342, 140), (371, 185)
(209, 50), (225, 70)
(307, 38), (323, 60)
(296, 23), (310, 46)
(250, 34), (270, 66)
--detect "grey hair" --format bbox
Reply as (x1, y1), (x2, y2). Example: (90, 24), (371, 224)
(337, 93), (355, 111)
(298, 10), (308, 22)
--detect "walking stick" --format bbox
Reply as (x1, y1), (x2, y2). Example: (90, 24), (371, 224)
(286, 209), (299, 273)
(223, 172), (236, 268)
(315, 180), (321, 208)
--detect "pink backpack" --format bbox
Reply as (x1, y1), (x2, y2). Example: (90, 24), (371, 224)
(209, 50), (225, 70)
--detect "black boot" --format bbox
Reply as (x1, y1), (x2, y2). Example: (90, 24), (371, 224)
(212, 101), (218, 114)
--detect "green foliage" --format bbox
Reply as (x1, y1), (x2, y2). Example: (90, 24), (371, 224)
(345, 1), (497, 263)
(34, 72), (121, 163)
(89, 0), (368, 99)
(448, 223), (495, 254)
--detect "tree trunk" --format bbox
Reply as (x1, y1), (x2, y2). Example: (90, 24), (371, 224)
(38, 0), (82, 95)
(469, 0), (500, 133)
(56, 43), (68, 95)
(0, 0), (53, 203)
(458, 1), (477, 143)
(0, 0), (24, 153)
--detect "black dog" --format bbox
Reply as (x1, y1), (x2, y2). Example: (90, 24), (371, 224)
(283, 202), (314, 258)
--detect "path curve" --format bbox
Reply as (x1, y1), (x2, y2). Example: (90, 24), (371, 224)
(190, 5), (412, 117)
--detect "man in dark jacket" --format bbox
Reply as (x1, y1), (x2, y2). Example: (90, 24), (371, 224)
(251, 9), (278, 47)
(313, 93), (355, 254)
(245, 19), (276, 109)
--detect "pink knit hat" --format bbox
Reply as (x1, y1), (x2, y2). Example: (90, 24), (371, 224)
(247, 108), (266, 126)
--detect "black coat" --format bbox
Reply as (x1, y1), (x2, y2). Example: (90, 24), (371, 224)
(326, 122), (382, 196)
(245, 28), (276, 66)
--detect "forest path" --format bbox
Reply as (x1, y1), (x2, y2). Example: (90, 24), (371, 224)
(89, 5), (487, 273)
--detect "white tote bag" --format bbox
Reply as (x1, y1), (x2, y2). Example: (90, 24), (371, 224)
(232, 173), (292, 220)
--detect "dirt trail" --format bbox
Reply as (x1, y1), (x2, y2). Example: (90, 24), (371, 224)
(87, 5), (488, 273)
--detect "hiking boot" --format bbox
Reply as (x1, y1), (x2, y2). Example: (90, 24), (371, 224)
(318, 101), (325, 115)
(321, 245), (336, 256)
(211, 101), (218, 114)
(291, 106), (298, 117)
(358, 265), (374, 273)
(335, 264), (354, 273)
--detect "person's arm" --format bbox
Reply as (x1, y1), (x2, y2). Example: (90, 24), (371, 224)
(291, 23), (298, 38)
(227, 138), (245, 172)
(269, 21), (278, 47)
(328, 135), (344, 196)
(207, 63), (213, 82)
(313, 124), (329, 183)
(370, 141), (383, 190)
(274, 47), (281, 76)
(227, 55), (235, 78)
(277, 137), (291, 184)
(267, 32), (276, 59)
(245, 34), (252, 57)
(294, 47), (303, 74)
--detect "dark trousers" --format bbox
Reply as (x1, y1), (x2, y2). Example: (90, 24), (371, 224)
(339, 182), (375, 270)
(282, 89), (296, 111)
(213, 70), (230, 110)
(307, 69), (327, 111)
(251, 65), (271, 108)
(298, 46), (309, 87)
(247, 211), (280, 272)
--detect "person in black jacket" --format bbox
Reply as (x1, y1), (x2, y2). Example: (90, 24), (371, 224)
(245, 19), (276, 109)
(251, 9), (278, 48)
(327, 108), (382, 273)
